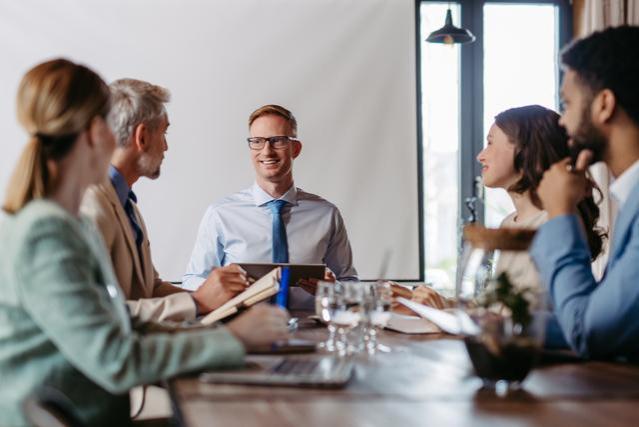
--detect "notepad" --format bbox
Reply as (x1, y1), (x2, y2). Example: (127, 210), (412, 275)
(385, 312), (440, 334)
(200, 268), (280, 325)
(396, 297), (480, 335)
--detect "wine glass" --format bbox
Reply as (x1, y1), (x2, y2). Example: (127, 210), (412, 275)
(332, 281), (363, 356)
(364, 281), (393, 355)
(315, 281), (338, 351)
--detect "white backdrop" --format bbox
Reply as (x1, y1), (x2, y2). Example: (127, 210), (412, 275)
(0, 0), (420, 281)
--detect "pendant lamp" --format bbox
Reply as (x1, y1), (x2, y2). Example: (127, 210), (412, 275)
(426, 8), (475, 45)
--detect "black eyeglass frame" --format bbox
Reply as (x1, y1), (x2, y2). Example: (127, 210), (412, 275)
(246, 135), (300, 150)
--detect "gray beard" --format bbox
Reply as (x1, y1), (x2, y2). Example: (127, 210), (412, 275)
(137, 154), (161, 179)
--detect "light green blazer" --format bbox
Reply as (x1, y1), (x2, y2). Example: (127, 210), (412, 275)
(0, 200), (245, 427)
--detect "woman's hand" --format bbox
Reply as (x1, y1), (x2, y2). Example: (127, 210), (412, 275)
(411, 285), (448, 309)
(388, 282), (416, 315)
(226, 304), (290, 351)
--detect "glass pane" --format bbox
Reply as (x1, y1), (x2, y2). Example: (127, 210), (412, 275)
(483, 3), (559, 227)
(420, 3), (461, 291)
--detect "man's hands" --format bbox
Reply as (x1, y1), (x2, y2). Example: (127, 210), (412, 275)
(192, 264), (250, 314)
(226, 304), (290, 351)
(298, 269), (336, 295)
(538, 149), (594, 219)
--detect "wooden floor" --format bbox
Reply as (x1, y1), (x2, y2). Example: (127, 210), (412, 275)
(169, 321), (639, 427)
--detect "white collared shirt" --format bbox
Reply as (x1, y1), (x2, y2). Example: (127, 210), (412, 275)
(610, 159), (639, 209)
(182, 183), (358, 291)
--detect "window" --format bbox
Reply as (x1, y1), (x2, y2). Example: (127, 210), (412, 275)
(419, 3), (462, 291)
(483, 3), (562, 227)
(418, 0), (570, 291)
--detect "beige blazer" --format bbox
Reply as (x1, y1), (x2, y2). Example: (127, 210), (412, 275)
(81, 180), (196, 322)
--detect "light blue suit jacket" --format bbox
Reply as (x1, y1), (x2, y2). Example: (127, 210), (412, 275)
(531, 184), (639, 361)
(0, 200), (245, 426)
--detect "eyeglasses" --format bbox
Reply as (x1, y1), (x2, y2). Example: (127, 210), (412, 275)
(247, 136), (299, 150)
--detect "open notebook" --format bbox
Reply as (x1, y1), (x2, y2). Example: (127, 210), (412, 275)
(200, 268), (281, 325)
(385, 312), (440, 334)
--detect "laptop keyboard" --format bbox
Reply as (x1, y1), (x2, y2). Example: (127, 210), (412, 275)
(200, 357), (353, 387)
(270, 359), (320, 376)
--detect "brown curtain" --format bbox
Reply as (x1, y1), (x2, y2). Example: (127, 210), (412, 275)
(571, 0), (639, 279)
(629, 1), (639, 22)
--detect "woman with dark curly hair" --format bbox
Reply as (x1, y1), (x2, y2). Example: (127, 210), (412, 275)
(408, 104), (606, 309)
(489, 105), (605, 256)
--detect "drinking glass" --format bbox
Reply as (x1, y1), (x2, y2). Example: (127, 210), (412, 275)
(315, 281), (338, 351)
(457, 225), (546, 395)
(332, 281), (363, 356)
(363, 281), (393, 355)
(463, 307), (546, 395)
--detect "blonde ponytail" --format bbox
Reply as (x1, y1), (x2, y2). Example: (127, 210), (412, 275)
(2, 58), (110, 215)
(3, 137), (48, 214)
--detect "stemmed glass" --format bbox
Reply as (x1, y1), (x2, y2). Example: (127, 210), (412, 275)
(363, 281), (393, 354)
(332, 281), (363, 356)
(314, 281), (339, 352)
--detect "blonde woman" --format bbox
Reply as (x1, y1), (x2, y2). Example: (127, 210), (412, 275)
(0, 59), (289, 426)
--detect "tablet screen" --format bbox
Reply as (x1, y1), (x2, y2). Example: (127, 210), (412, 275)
(239, 263), (326, 287)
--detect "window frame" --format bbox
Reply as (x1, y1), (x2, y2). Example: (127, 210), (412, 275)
(415, 0), (572, 280)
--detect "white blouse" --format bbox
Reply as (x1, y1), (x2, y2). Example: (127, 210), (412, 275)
(495, 210), (548, 299)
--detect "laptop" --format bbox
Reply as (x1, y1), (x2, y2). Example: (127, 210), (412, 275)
(199, 355), (354, 388)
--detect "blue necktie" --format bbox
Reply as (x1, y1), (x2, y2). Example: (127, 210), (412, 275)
(268, 200), (289, 263)
(125, 191), (144, 247)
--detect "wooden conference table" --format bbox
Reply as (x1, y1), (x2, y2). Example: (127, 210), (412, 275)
(168, 320), (639, 427)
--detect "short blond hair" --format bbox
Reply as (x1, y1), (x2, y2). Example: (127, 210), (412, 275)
(248, 104), (297, 136)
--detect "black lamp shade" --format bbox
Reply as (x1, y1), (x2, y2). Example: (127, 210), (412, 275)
(426, 9), (475, 45)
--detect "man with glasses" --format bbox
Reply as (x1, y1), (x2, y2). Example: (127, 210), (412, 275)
(183, 105), (357, 307)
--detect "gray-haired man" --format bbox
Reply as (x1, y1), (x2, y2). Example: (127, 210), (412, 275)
(81, 78), (249, 323)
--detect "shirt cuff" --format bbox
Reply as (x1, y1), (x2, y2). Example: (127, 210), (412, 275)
(169, 292), (198, 322)
(181, 276), (206, 291)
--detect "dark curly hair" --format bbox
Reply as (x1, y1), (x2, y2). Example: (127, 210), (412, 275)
(561, 25), (639, 127)
(495, 105), (606, 260)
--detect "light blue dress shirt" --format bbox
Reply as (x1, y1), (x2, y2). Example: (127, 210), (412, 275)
(183, 183), (358, 292)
